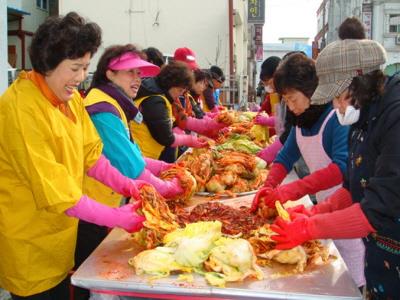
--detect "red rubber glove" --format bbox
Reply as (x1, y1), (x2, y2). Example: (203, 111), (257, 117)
(287, 187), (353, 219)
(263, 163), (288, 188)
(275, 163), (343, 202)
(253, 163), (344, 211)
(286, 205), (315, 220)
(271, 203), (375, 250)
(271, 217), (313, 249)
(251, 187), (273, 212)
(250, 187), (286, 211)
(312, 187), (353, 213)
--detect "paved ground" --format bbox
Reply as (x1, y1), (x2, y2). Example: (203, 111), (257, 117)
(0, 289), (11, 300)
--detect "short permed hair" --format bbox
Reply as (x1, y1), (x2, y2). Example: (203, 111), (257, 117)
(143, 47), (165, 67)
(157, 61), (194, 91)
(29, 12), (102, 75)
(338, 17), (366, 40)
(90, 44), (143, 88)
(260, 56), (281, 81)
(193, 69), (208, 82)
(273, 53), (318, 99)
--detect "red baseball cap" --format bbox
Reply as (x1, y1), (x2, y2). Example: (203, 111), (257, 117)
(173, 47), (199, 70)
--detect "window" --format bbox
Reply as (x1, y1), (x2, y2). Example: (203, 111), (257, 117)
(36, 0), (48, 11)
(389, 14), (400, 33)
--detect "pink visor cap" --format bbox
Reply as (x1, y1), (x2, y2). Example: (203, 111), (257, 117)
(108, 52), (160, 78)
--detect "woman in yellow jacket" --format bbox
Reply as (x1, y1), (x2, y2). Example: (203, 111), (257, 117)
(0, 13), (146, 300)
(132, 62), (208, 162)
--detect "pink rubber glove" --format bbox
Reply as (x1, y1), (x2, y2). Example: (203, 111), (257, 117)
(211, 106), (219, 113)
(137, 168), (183, 199)
(205, 112), (219, 119)
(65, 195), (145, 233)
(172, 127), (185, 135)
(254, 115), (275, 127)
(257, 139), (283, 164)
(144, 157), (171, 176)
(271, 203), (375, 250)
(87, 155), (147, 200)
(171, 134), (209, 148)
(186, 116), (227, 136)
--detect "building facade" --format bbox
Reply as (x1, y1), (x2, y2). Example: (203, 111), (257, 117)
(315, 0), (400, 75)
(59, 0), (262, 108)
(7, 0), (56, 70)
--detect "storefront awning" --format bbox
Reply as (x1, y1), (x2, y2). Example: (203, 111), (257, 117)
(7, 6), (31, 21)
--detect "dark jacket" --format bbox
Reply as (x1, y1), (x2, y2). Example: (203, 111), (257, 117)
(202, 86), (216, 110)
(344, 75), (400, 239)
(188, 92), (205, 119)
(134, 77), (175, 146)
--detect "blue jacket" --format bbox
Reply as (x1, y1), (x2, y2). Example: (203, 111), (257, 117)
(90, 112), (145, 179)
(85, 84), (146, 179)
(275, 104), (349, 176)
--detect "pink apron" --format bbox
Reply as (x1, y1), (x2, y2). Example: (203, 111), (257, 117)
(296, 109), (366, 287)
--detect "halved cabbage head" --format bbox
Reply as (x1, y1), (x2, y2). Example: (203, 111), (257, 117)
(204, 237), (264, 287)
(130, 246), (190, 277)
(163, 221), (222, 268)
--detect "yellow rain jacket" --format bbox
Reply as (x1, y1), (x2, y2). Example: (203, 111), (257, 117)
(83, 88), (127, 207)
(0, 72), (103, 296)
(130, 95), (173, 159)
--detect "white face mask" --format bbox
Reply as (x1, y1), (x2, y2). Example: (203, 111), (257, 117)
(265, 85), (273, 93)
(336, 105), (360, 126)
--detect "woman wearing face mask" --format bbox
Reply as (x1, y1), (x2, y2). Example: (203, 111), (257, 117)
(269, 39), (400, 299)
(255, 54), (298, 165)
(256, 56), (281, 117)
(0, 13), (147, 300)
(250, 53), (366, 288)
(132, 62), (208, 162)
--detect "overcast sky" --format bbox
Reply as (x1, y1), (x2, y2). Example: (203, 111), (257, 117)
(263, 0), (321, 44)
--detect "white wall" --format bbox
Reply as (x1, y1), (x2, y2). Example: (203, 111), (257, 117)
(59, 0), (231, 74)
(233, 0), (248, 76)
(7, 0), (49, 69)
(0, 0), (8, 93)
